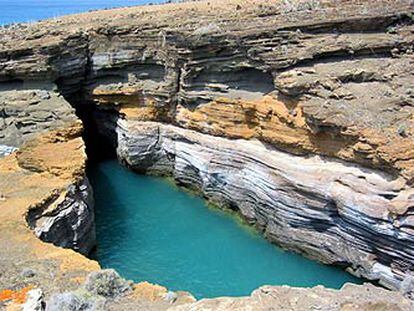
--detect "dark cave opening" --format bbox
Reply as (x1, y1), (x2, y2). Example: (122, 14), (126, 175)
(65, 92), (119, 163)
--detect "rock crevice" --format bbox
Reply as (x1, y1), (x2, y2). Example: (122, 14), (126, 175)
(2, 0), (414, 309)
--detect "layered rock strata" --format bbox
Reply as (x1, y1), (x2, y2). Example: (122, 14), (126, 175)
(0, 122), (100, 310)
(1, 0), (414, 309)
(0, 112), (192, 310)
(105, 118), (414, 291)
(0, 82), (96, 254)
(0, 84), (78, 149)
(0, 120), (96, 254)
(83, 0), (414, 293)
(28, 176), (95, 256)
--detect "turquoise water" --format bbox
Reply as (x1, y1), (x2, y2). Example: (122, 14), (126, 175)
(89, 160), (361, 299)
(0, 0), (159, 25)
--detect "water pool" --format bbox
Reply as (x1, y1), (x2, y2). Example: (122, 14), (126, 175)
(89, 160), (361, 299)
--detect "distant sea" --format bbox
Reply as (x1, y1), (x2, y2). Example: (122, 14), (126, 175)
(0, 0), (161, 25)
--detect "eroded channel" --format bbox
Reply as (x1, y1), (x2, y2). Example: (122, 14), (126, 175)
(88, 160), (361, 299)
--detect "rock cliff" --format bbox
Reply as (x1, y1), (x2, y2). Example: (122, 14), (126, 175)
(1, 0), (414, 309)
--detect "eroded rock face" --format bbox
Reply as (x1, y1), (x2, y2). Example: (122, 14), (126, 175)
(1, 0), (414, 309)
(106, 119), (414, 291)
(1, 0), (413, 179)
(0, 78), (96, 254)
(0, 121), (96, 256)
(27, 177), (96, 256)
(68, 0), (414, 294)
(0, 122), (100, 310)
(0, 84), (78, 147)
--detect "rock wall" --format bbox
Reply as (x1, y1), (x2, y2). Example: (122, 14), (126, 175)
(59, 0), (414, 293)
(19, 121), (96, 255)
(1, 0), (413, 179)
(0, 84), (78, 148)
(0, 121), (100, 310)
(27, 177), (96, 256)
(102, 118), (412, 291)
(1, 0), (414, 308)
(0, 83), (96, 254)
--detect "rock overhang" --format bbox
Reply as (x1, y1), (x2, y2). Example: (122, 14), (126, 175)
(1, 0), (414, 309)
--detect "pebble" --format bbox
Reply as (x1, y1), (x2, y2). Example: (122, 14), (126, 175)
(21, 268), (36, 278)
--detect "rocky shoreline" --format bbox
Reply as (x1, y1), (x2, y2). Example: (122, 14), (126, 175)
(1, 0), (414, 309)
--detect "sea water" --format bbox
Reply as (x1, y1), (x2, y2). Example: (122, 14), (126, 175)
(89, 160), (361, 299)
(0, 0), (159, 25)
